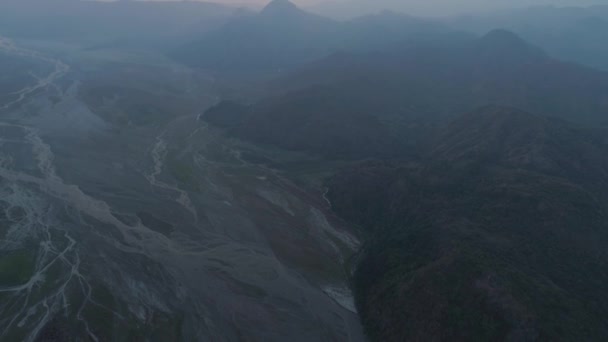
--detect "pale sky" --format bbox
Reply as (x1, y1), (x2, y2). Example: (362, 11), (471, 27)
(127, 0), (608, 17)
(308, 0), (606, 17)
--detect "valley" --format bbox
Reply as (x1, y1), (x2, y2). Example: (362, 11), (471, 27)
(3, 0), (608, 340)
(0, 37), (365, 341)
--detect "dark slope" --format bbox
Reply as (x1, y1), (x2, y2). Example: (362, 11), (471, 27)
(192, 11), (608, 340)
(204, 85), (421, 159)
(430, 106), (608, 183)
(203, 30), (608, 158)
(327, 106), (608, 341)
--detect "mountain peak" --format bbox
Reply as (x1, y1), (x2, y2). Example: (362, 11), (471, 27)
(261, 0), (300, 16)
(481, 29), (527, 46)
(476, 29), (547, 64)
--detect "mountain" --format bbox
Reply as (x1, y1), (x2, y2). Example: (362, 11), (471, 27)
(474, 29), (547, 66)
(202, 30), (608, 158)
(260, 0), (300, 17)
(196, 27), (608, 339)
(204, 87), (408, 158)
(327, 106), (608, 341)
(448, 5), (608, 70)
(172, 1), (461, 72)
(172, 0), (338, 71)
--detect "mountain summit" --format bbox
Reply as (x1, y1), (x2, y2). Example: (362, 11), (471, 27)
(476, 29), (547, 64)
(172, 0), (337, 70)
(261, 0), (300, 16)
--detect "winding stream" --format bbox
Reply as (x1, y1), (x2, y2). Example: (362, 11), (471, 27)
(0, 38), (365, 341)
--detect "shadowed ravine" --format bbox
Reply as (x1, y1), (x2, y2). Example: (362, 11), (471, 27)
(0, 37), (365, 341)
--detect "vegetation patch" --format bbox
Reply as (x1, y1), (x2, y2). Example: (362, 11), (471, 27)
(0, 249), (37, 286)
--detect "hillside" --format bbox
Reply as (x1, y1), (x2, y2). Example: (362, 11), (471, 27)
(203, 86), (423, 159)
(203, 30), (608, 158)
(327, 106), (608, 341)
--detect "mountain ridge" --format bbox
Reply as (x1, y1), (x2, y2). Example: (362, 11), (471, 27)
(172, 1), (459, 71)
(203, 30), (608, 158)
(327, 105), (608, 341)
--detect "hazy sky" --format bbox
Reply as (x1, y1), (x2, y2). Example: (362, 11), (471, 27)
(306, 0), (607, 17)
(132, 0), (607, 17)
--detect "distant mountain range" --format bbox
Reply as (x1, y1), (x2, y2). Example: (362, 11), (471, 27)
(170, 1), (608, 73)
(6, 1), (608, 340)
(204, 29), (608, 158)
(171, 0), (462, 71)
(449, 5), (608, 70)
(5, 0), (607, 74)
